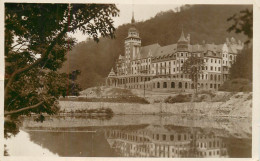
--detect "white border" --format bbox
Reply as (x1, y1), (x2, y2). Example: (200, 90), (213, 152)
(0, 0), (259, 161)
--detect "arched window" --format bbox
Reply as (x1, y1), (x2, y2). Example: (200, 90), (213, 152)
(163, 82), (167, 88)
(210, 75), (213, 80)
(171, 82), (175, 88)
(185, 82), (188, 89)
(157, 82), (160, 88)
(191, 83), (194, 89)
(178, 82), (182, 88)
(201, 83), (204, 89)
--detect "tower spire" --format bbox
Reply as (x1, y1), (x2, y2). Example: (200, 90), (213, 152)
(178, 25), (187, 42)
(131, 4), (135, 24)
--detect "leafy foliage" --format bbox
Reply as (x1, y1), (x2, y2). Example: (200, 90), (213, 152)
(4, 3), (119, 117)
(227, 8), (253, 44)
(67, 70), (82, 96)
(220, 7), (253, 92)
(164, 94), (192, 103)
(229, 47), (252, 81)
(219, 78), (252, 92)
(182, 56), (204, 92)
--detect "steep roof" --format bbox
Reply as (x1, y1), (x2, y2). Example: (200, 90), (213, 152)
(178, 30), (188, 42)
(154, 44), (177, 57)
(139, 43), (161, 59)
(108, 68), (116, 77)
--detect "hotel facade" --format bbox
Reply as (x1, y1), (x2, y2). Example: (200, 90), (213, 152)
(106, 17), (244, 91)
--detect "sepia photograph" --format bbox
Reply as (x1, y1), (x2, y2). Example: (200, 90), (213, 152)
(1, 0), (256, 159)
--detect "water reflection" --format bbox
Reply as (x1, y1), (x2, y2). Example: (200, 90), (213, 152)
(105, 125), (229, 158)
(6, 115), (251, 158)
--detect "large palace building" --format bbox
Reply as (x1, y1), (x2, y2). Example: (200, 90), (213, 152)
(106, 15), (244, 91)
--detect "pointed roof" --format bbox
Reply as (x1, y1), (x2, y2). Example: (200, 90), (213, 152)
(131, 11), (135, 24)
(108, 68), (116, 77)
(178, 29), (187, 42)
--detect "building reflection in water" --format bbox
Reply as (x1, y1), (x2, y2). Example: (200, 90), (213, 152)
(105, 125), (228, 158)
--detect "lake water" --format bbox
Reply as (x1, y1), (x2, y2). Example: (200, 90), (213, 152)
(4, 115), (252, 158)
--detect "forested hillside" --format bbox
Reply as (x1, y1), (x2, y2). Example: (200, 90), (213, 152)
(61, 5), (252, 89)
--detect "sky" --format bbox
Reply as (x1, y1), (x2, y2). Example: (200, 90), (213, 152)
(72, 4), (182, 42)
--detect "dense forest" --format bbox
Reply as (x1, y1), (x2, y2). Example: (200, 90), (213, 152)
(61, 5), (252, 89)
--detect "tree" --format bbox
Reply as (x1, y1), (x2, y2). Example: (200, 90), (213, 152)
(227, 8), (253, 44)
(183, 56), (204, 94)
(220, 7), (253, 92)
(229, 48), (252, 80)
(68, 70), (82, 96)
(4, 3), (119, 117)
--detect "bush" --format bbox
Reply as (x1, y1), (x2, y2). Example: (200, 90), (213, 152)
(198, 90), (216, 98)
(164, 94), (192, 103)
(107, 88), (133, 96)
(219, 78), (252, 92)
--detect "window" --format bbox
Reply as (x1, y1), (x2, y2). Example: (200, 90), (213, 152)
(157, 82), (160, 88)
(163, 135), (166, 140)
(178, 82), (182, 88)
(163, 82), (167, 88)
(211, 66), (213, 70)
(185, 82), (188, 88)
(171, 82), (175, 88)
(157, 134), (159, 140)
(170, 135), (174, 141)
(178, 134), (181, 141)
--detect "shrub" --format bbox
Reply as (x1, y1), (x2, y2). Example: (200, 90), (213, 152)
(198, 90), (216, 98)
(219, 78), (252, 92)
(107, 88), (133, 96)
(164, 94), (192, 103)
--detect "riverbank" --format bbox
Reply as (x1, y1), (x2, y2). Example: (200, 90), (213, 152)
(59, 92), (252, 118)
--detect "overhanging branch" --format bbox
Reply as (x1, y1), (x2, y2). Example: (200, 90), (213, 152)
(4, 101), (44, 116)
(4, 10), (102, 101)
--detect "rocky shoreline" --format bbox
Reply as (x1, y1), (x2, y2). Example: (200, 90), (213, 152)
(59, 92), (252, 118)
